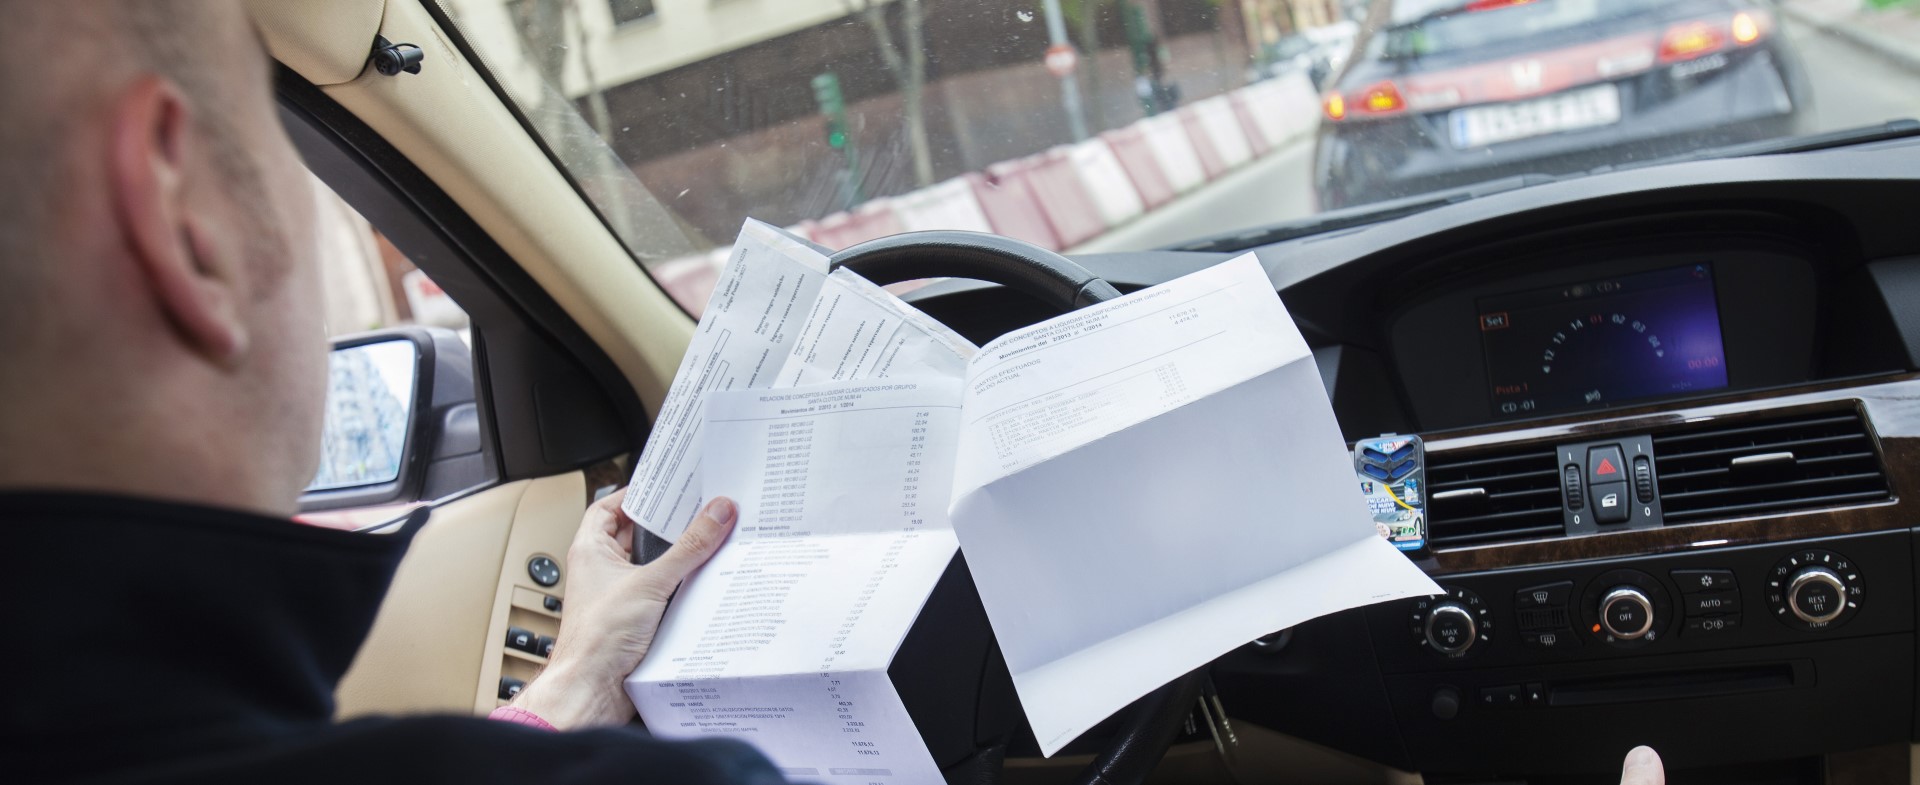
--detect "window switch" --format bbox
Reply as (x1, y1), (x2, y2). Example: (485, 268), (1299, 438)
(498, 677), (526, 700)
(505, 626), (539, 654)
(536, 635), (556, 658)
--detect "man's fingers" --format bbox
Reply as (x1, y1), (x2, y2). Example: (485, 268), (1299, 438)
(1620, 746), (1664, 785)
(642, 496), (738, 588)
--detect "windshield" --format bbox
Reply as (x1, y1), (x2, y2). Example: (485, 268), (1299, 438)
(435, 0), (1920, 314)
(1382, 0), (1667, 57)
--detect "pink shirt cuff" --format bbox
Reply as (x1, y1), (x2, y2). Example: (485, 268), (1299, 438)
(488, 705), (558, 731)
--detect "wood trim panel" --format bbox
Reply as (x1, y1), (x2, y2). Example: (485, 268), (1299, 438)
(1422, 374), (1920, 575)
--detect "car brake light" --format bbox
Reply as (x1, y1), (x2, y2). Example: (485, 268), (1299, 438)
(1359, 81), (1406, 114)
(1731, 12), (1762, 44)
(1659, 21), (1726, 62)
(1323, 93), (1347, 121)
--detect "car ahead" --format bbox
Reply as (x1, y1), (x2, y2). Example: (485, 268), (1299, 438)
(1313, 0), (1810, 209)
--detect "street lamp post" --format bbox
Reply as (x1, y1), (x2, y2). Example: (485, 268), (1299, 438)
(1040, 0), (1091, 141)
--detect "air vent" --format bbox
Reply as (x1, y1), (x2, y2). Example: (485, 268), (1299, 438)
(1653, 409), (1890, 523)
(1427, 446), (1565, 547)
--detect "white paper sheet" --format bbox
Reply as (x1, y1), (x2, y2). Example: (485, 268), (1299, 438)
(629, 381), (964, 785)
(622, 221), (831, 540)
(948, 255), (1444, 755)
(776, 268), (976, 387)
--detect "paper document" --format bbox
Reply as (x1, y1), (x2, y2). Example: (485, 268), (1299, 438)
(627, 235), (1439, 771)
(777, 268), (975, 387)
(947, 256), (1442, 754)
(628, 381), (964, 785)
(622, 221), (831, 540)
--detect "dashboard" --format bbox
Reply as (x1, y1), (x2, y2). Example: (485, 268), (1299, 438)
(904, 132), (1920, 781)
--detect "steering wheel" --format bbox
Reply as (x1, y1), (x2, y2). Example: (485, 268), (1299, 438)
(831, 230), (1210, 785)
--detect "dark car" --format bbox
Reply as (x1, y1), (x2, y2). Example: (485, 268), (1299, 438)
(1313, 0), (1811, 209)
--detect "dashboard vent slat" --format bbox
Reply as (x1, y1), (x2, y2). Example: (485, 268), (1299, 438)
(1654, 409), (1890, 524)
(1427, 445), (1563, 548)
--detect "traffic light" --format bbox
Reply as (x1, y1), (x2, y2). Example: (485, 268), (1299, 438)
(811, 72), (849, 149)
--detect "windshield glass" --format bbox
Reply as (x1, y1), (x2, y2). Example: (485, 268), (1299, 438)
(1383, 0), (1667, 57)
(435, 0), (1920, 314)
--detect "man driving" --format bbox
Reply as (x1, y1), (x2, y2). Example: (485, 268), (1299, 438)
(0, 2), (1664, 783)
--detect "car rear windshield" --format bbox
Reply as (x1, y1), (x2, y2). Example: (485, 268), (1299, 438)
(1384, 0), (1670, 58)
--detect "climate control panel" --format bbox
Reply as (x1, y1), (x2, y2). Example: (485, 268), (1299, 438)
(1367, 530), (1908, 678)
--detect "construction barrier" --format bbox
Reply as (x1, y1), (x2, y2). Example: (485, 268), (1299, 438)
(1020, 150), (1108, 249)
(1139, 113), (1207, 193)
(893, 176), (996, 234)
(1193, 96), (1254, 170)
(1177, 106), (1231, 180)
(1065, 139), (1146, 228)
(965, 170), (1063, 251)
(1227, 90), (1272, 156)
(808, 202), (906, 250)
(1100, 126), (1177, 210)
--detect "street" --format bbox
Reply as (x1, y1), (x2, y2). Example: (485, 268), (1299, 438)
(1072, 20), (1920, 254)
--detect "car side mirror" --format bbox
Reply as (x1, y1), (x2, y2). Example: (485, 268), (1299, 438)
(299, 327), (487, 513)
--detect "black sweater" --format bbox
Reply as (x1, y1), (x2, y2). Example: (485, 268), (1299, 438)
(1, 492), (789, 784)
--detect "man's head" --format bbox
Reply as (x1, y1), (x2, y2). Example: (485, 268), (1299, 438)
(0, 0), (325, 514)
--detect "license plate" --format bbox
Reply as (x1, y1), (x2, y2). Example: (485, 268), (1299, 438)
(1450, 83), (1622, 148)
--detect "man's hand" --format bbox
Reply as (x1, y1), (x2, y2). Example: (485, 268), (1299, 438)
(1620, 746), (1664, 785)
(511, 491), (737, 730)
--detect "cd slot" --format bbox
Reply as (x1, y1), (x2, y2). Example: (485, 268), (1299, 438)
(1548, 661), (1802, 707)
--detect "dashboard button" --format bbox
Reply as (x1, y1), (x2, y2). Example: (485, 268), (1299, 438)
(1591, 481), (1630, 523)
(1523, 630), (1575, 649)
(1633, 456), (1655, 504)
(1525, 683), (1547, 707)
(1562, 465), (1584, 510)
(1685, 615), (1741, 636)
(1587, 445), (1627, 488)
(1673, 569), (1737, 594)
(1683, 591), (1741, 616)
(1515, 581), (1573, 609)
(1479, 685), (1523, 710)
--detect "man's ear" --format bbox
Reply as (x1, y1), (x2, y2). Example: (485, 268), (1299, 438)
(108, 76), (249, 364)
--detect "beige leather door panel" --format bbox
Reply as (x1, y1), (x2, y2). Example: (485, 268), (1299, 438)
(335, 472), (586, 718)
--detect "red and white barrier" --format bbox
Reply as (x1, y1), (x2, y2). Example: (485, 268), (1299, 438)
(1227, 90), (1272, 156)
(966, 171), (1063, 251)
(1139, 113), (1206, 194)
(808, 202), (906, 250)
(1177, 106), (1230, 180)
(1021, 151), (1108, 249)
(652, 247), (727, 316)
(1100, 126), (1177, 210)
(1065, 139), (1146, 228)
(1193, 96), (1254, 170)
(894, 176), (995, 234)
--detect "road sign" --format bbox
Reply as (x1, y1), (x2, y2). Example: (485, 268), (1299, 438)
(1045, 43), (1078, 78)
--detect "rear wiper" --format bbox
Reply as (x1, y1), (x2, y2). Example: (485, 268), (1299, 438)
(1171, 172), (1566, 252)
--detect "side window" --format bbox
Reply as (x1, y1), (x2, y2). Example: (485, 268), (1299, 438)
(300, 172), (485, 529)
(311, 173), (471, 340)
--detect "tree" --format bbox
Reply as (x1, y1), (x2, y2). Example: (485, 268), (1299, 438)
(847, 0), (935, 188)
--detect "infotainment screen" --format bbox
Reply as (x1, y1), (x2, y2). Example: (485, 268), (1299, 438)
(1478, 264), (1729, 418)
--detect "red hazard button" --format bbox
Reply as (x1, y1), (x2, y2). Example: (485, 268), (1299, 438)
(1587, 445), (1627, 488)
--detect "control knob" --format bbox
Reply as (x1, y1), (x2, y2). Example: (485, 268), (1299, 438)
(1410, 587), (1492, 658)
(1767, 550), (1863, 631)
(1598, 587), (1655, 640)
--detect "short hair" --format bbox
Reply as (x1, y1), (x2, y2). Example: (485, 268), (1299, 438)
(0, 0), (276, 342)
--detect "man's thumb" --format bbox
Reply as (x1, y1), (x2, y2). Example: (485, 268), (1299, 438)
(648, 497), (738, 583)
(1620, 746), (1664, 785)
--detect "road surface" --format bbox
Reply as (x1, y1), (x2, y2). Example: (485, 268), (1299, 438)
(1072, 20), (1920, 254)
